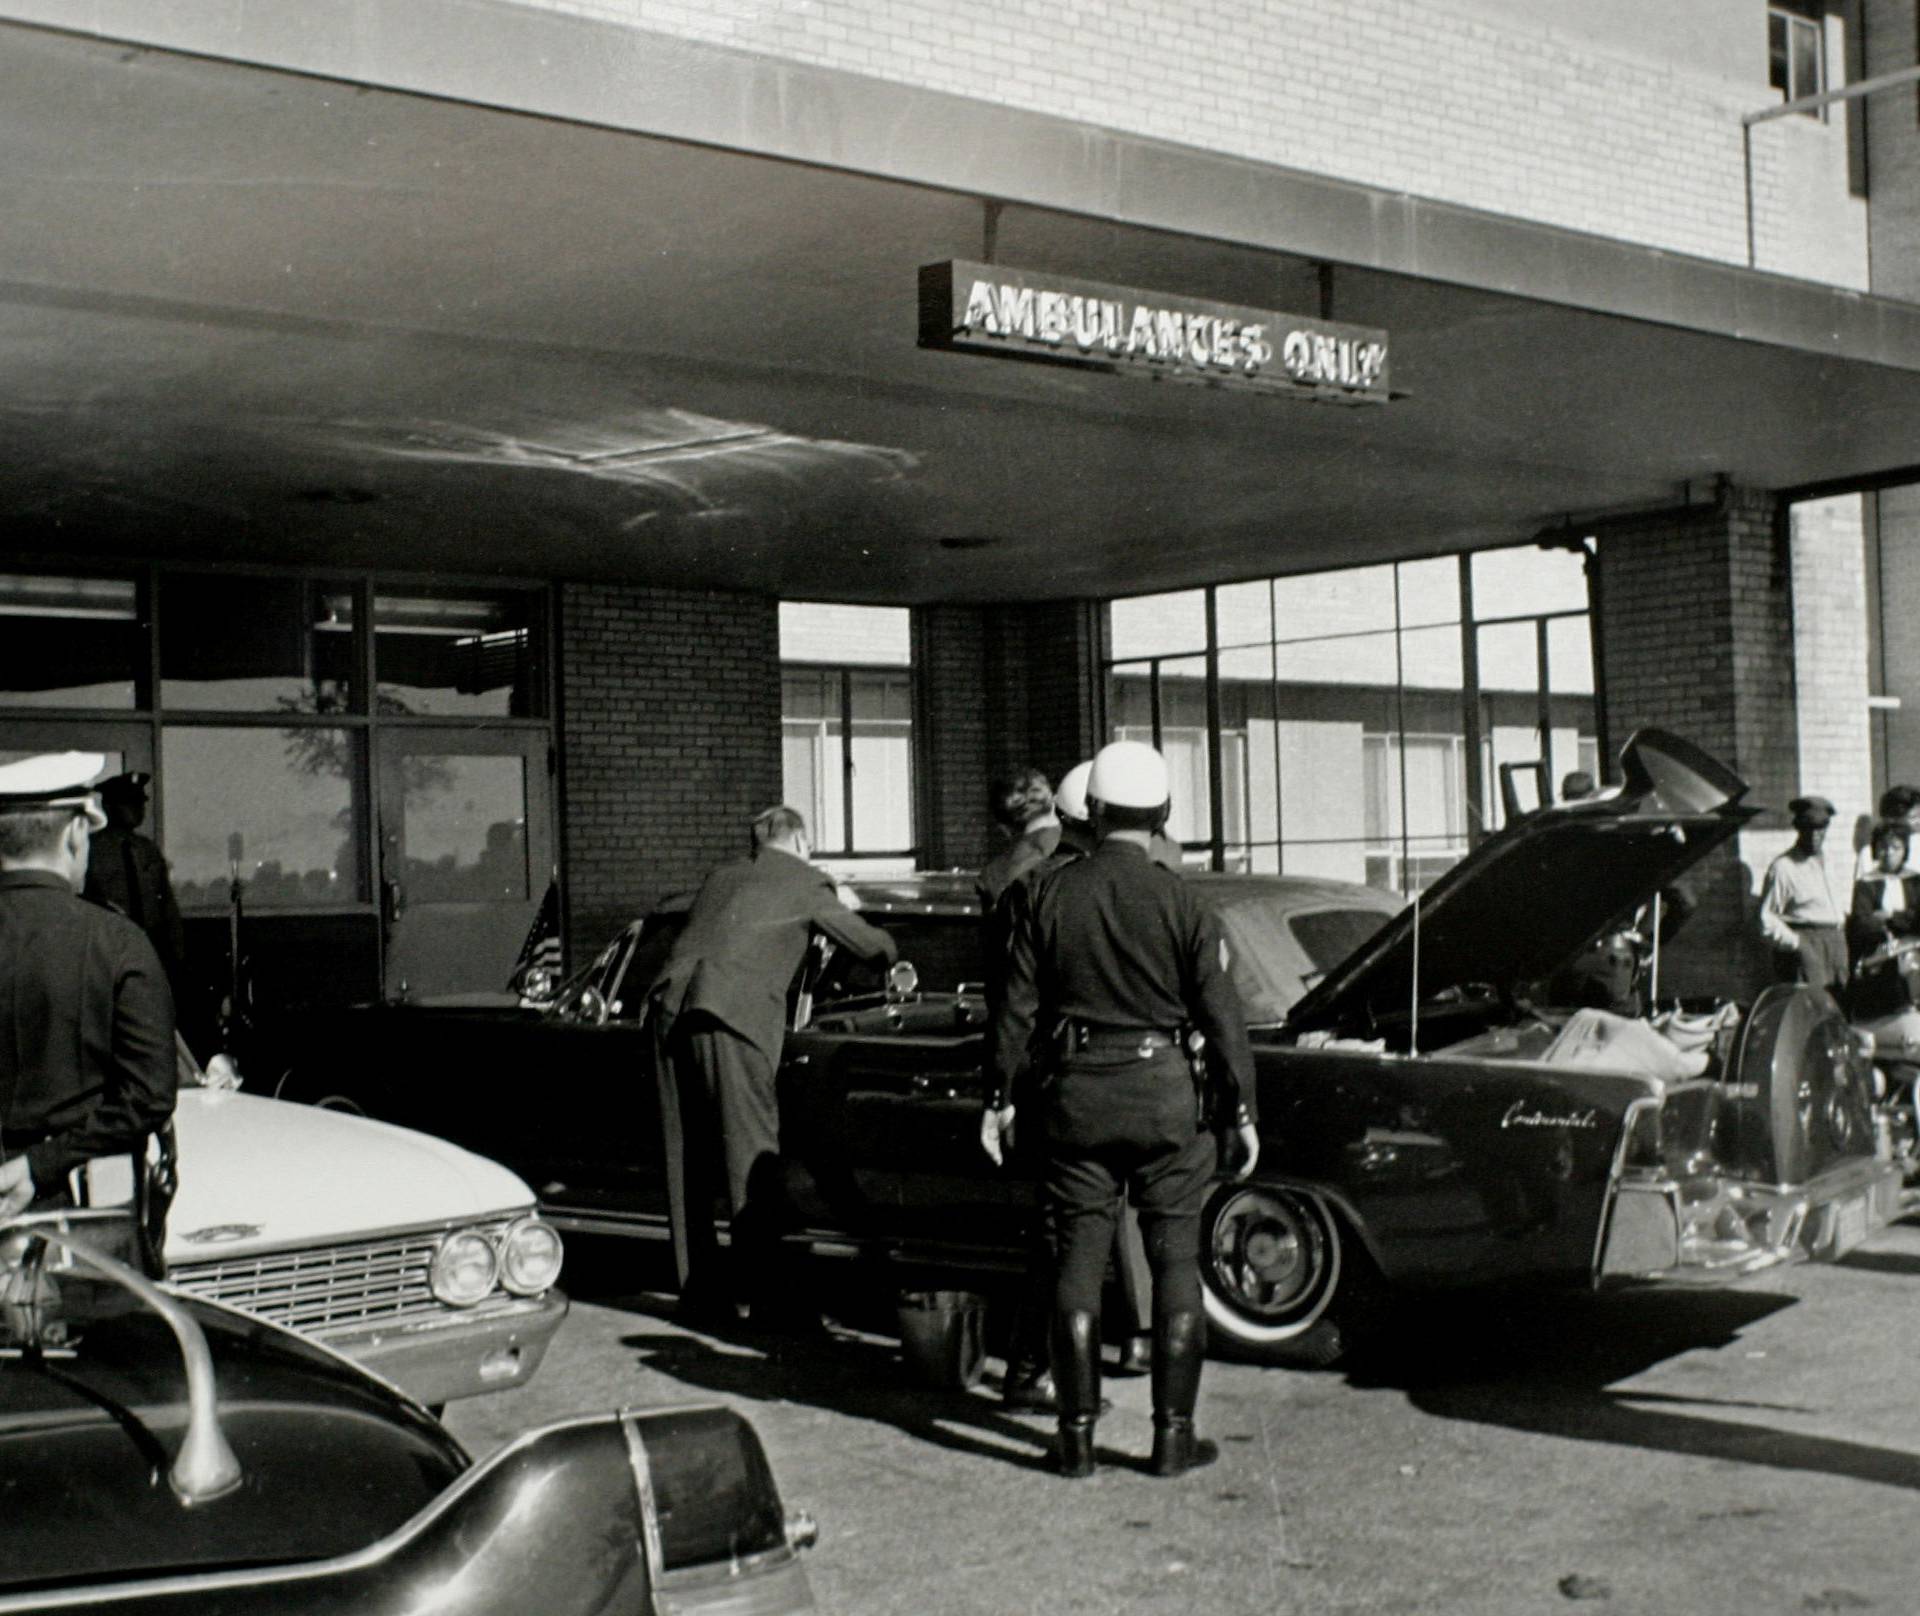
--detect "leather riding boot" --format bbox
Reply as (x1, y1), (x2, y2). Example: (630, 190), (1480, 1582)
(1149, 1310), (1218, 1478)
(1051, 1310), (1102, 1478)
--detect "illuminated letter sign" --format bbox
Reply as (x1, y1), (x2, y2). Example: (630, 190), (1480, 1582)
(918, 261), (1388, 403)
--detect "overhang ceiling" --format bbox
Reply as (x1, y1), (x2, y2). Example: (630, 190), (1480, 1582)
(4, 22), (1920, 604)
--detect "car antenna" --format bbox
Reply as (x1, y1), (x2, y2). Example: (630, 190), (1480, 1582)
(1408, 888), (1421, 1057)
(1648, 890), (1662, 1008)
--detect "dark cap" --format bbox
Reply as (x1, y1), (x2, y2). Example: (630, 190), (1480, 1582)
(97, 770), (152, 799)
(1560, 770), (1597, 802)
(1789, 795), (1836, 826)
(0, 751), (109, 828)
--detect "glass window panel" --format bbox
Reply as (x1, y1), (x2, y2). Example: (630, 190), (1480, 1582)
(1395, 557), (1462, 628)
(1110, 590), (1206, 659)
(1271, 566), (1396, 642)
(1214, 580), (1274, 650)
(781, 669), (833, 722)
(1475, 620), (1539, 695)
(0, 574), (141, 710)
(161, 576), (356, 714)
(1470, 545), (1589, 620)
(1273, 630), (1399, 688)
(1546, 615), (1595, 698)
(1216, 643), (1275, 684)
(851, 670), (913, 724)
(163, 725), (363, 909)
(375, 591), (542, 719)
(1399, 624), (1465, 692)
(1789, 15), (1820, 103)
(1156, 654), (1211, 844)
(781, 726), (815, 807)
(849, 729), (912, 851)
(0, 746), (126, 778)
(396, 754), (529, 903)
(779, 603), (910, 667)
(1107, 665), (1157, 736)
(1768, 12), (1789, 95)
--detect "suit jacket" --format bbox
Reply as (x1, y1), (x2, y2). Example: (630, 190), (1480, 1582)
(651, 847), (898, 1065)
(0, 869), (178, 1192)
(976, 822), (1062, 912)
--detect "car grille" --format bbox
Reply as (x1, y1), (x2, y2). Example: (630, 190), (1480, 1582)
(170, 1220), (513, 1335)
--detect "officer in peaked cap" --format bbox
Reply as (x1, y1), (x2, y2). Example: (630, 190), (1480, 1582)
(986, 739), (1260, 1479)
(0, 752), (177, 1221)
(1759, 794), (1848, 993)
(82, 770), (186, 996)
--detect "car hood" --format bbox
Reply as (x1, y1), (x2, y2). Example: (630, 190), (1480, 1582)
(165, 1090), (536, 1262)
(1285, 729), (1758, 1038)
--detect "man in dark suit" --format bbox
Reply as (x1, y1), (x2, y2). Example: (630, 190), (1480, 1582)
(975, 766), (1060, 912)
(0, 752), (177, 1220)
(651, 804), (897, 1329)
(82, 771), (186, 997)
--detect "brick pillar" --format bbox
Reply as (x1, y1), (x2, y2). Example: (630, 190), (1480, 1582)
(556, 583), (781, 961)
(913, 599), (1103, 871)
(1596, 491), (1795, 997)
(914, 605), (992, 872)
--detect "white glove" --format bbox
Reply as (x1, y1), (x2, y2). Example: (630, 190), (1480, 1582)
(980, 1104), (1017, 1167)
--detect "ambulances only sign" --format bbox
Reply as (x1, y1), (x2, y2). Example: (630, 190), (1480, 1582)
(918, 260), (1390, 403)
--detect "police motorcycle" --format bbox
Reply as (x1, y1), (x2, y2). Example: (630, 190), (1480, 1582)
(1846, 934), (1920, 1184)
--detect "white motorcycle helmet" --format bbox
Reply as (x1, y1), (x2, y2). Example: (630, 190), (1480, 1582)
(1086, 740), (1171, 812)
(1054, 760), (1094, 825)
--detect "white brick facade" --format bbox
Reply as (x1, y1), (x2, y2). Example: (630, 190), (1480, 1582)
(516, 0), (1868, 286)
(1791, 495), (1874, 865)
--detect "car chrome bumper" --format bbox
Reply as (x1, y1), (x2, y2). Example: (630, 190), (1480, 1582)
(1597, 1155), (1900, 1285)
(320, 1290), (569, 1405)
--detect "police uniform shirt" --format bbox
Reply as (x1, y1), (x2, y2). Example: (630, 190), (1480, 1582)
(990, 838), (1256, 1121)
(83, 824), (185, 971)
(0, 869), (178, 1191)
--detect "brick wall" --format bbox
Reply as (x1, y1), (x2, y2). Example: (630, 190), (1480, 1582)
(915, 599), (1102, 870)
(516, 0), (1866, 285)
(557, 582), (781, 959)
(1596, 491), (1800, 997)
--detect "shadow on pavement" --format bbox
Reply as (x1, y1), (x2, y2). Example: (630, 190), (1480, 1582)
(1346, 1286), (1920, 1492)
(1837, 1248), (1920, 1279)
(616, 1310), (1085, 1473)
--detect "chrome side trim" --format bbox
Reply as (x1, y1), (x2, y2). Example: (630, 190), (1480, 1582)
(1590, 1094), (1666, 1283)
(619, 1409), (667, 1594)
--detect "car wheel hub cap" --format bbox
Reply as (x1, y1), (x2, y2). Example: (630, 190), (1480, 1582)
(1210, 1188), (1332, 1321)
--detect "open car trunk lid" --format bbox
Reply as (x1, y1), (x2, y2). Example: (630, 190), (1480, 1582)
(1285, 729), (1759, 1040)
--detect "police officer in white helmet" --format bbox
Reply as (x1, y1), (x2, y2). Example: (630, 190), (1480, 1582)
(986, 739), (1259, 1478)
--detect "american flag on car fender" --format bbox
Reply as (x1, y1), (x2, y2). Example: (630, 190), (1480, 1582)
(508, 878), (564, 993)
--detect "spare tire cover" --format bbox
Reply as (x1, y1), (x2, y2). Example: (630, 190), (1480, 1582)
(1731, 984), (1873, 1183)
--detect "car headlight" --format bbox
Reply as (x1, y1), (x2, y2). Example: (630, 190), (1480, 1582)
(430, 1230), (500, 1307)
(501, 1216), (564, 1296)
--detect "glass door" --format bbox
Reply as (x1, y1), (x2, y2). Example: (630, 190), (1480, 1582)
(375, 728), (553, 1001)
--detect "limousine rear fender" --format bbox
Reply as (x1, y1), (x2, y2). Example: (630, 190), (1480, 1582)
(0, 1416), (653, 1616)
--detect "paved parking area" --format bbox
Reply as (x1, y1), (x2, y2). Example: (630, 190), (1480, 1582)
(447, 1224), (1920, 1616)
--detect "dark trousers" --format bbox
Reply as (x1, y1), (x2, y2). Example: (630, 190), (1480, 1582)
(1044, 1050), (1217, 1321)
(655, 1010), (786, 1308)
(1778, 924), (1848, 994)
